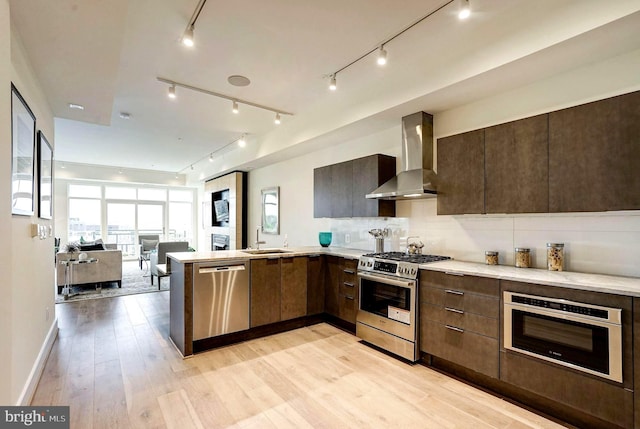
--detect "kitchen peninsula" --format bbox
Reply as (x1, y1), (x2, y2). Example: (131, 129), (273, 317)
(167, 247), (640, 428)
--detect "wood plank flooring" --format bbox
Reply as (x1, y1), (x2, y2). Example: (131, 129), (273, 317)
(32, 292), (571, 428)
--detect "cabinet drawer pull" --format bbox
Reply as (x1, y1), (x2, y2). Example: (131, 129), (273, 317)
(445, 307), (464, 314)
(445, 289), (464, 296)
(343, 269), (355, 274)
(445, 271), (464, 277)
(345, 295), (355, 300)
(343, 282), (354, 288)
(445, 325), (464, 333)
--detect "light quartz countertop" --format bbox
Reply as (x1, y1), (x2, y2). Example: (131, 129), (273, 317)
(167, 247), (640, 297)
(423, 260), (640, 297)
(166, 246), (365, 264)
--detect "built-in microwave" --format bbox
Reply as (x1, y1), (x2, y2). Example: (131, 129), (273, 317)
(503, 291), (623, 383)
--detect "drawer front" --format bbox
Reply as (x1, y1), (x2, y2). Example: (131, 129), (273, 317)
(421, 319), (499, 378)
(420, 302), (498, 338)
(339, 293), (357, 323)
(340, 278), (357, 296)
(421, 270), (499, 297)
(423, 285), (499, 319)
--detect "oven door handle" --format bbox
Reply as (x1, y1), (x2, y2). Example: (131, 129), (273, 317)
(357, 272), (416, 288)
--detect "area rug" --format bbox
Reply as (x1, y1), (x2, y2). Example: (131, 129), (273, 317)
(55, 260), (169, 303)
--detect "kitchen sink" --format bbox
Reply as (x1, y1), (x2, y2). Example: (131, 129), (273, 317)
(241, 249), (292, 255)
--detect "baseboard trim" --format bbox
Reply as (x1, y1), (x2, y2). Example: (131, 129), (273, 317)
(17, 318), (58, 405)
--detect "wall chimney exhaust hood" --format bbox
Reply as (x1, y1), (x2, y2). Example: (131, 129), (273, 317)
(366, 111), (437, 200)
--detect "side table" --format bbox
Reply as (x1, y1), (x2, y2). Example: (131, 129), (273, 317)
(60, 258), (99, 300)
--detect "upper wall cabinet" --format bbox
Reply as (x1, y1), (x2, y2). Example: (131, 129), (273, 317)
(437, 130), (485, 215)
(549, 91), (640, 212)
(314, 154), (396, 218)
(437, 90), (640, 215)
(485, 114), (549, 214)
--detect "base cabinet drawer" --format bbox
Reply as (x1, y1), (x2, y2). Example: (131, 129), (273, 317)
(421, 319), (498, 378)
(420, 302), (498, 338)
(501, 350), (633, 428)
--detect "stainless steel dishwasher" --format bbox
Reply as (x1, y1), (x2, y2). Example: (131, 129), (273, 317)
(193, 261), (250, 340)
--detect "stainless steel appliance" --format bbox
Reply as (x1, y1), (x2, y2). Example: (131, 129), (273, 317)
(193, 261), (250, 340)
(504, 291), (623, 382)
(357, 252), (451, 361)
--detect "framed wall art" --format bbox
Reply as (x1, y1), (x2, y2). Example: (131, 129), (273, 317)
(37, 131), (53, 219)
(11, 83), (36, 216)
(261, 186), (279, 235)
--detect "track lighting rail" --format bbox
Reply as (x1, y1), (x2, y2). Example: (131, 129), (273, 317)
(157, 77), (294, 117)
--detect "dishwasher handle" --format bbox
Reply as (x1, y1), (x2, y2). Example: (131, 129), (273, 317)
(198, 265), (246, 274)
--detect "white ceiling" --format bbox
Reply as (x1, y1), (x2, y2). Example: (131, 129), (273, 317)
(9, 0), (640, 176)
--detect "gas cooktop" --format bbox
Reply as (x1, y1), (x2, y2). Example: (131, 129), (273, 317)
(358, 252), (452, 279)
(361, 252), (451, 264)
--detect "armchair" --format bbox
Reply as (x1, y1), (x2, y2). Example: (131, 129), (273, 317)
(138, 234), (160, 269)
(150, 241), (189, 288)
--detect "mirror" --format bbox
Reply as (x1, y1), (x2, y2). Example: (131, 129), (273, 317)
(261, 186), (279, 235)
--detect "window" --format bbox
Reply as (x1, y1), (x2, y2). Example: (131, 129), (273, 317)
(68, 198), (102, 243)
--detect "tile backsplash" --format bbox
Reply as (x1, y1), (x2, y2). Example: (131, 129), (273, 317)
(324, 200), (639, 278)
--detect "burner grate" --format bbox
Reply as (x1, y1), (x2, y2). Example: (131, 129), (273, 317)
(362, 252), (451, 264)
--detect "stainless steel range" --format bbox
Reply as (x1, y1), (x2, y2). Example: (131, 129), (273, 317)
(356, 252), (451, 362)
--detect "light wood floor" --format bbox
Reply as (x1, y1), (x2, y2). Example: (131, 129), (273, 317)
(32, 292), (571, 428)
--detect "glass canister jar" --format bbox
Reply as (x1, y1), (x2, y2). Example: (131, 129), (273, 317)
(485, 251), (499, 265)
(547, 243), (564, 271)
(515, 248), (531, 268)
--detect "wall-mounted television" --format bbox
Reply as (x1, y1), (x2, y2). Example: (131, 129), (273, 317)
(211, 189), (230, 226)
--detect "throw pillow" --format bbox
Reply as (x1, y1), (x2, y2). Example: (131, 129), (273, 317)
(141, 239), (159, 252)
(79, 242), (106, 251)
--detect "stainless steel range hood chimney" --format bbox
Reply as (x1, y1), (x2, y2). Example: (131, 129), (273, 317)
(366, 111), (437, 200)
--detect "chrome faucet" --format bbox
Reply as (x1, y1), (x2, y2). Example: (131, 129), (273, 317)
(255, 226), (266, 249)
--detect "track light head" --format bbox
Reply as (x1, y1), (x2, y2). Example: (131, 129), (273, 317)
(377, 46), (387, 66)
(182, 25), (195, 47)
(209, 153), (214, 162)
(168, 84), (176, 99)
(329, 75), (337, 91)
(232, 100), (239, 114)
(190, 164), (194, 171)
(458, 0), (471, 19)
(238, 135), (247, 147)
(274, 113), (281, 125)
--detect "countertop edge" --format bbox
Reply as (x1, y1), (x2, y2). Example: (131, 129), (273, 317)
(420, 260), (640, 297)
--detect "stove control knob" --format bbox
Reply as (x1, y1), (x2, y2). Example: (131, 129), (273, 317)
(411, 268), (417, 275)
(367, 261), (373, 267)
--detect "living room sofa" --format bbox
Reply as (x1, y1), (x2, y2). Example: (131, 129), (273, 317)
(56, 249), (123, 293)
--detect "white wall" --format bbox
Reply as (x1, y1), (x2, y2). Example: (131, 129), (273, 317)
(0, 0), (13, 406)
(1, 3), (57, 405)
(244, 48), (640, 278)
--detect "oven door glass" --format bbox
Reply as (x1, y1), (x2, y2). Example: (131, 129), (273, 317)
(511, 309), (609, 374)
(360, 276), (411, 319)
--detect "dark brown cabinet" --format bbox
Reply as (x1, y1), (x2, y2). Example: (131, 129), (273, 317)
(250, 258), (281, 327)
(338, 259), (358, 324)
(419, 270), (499, 378)
(324, 256), (358, 325)
(306, 254), (325, 315)
(549, 90), (640, 213)
(485, 114), (549, 213)
(352, 155), (396, 217)
(314, 154), (396, 218)
(313, 166), (332, 218)
(436, 130), (485, 215)
(280, 257), (308, 321)
(437, 90), (640, 215)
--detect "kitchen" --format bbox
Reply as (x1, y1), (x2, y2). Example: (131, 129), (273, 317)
(4, 0), (640, 427)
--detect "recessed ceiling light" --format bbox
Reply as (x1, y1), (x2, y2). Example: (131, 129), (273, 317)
(69, 103), (84, 110)
(119, 112), (131, 119)
(228, 75), (251, 87)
